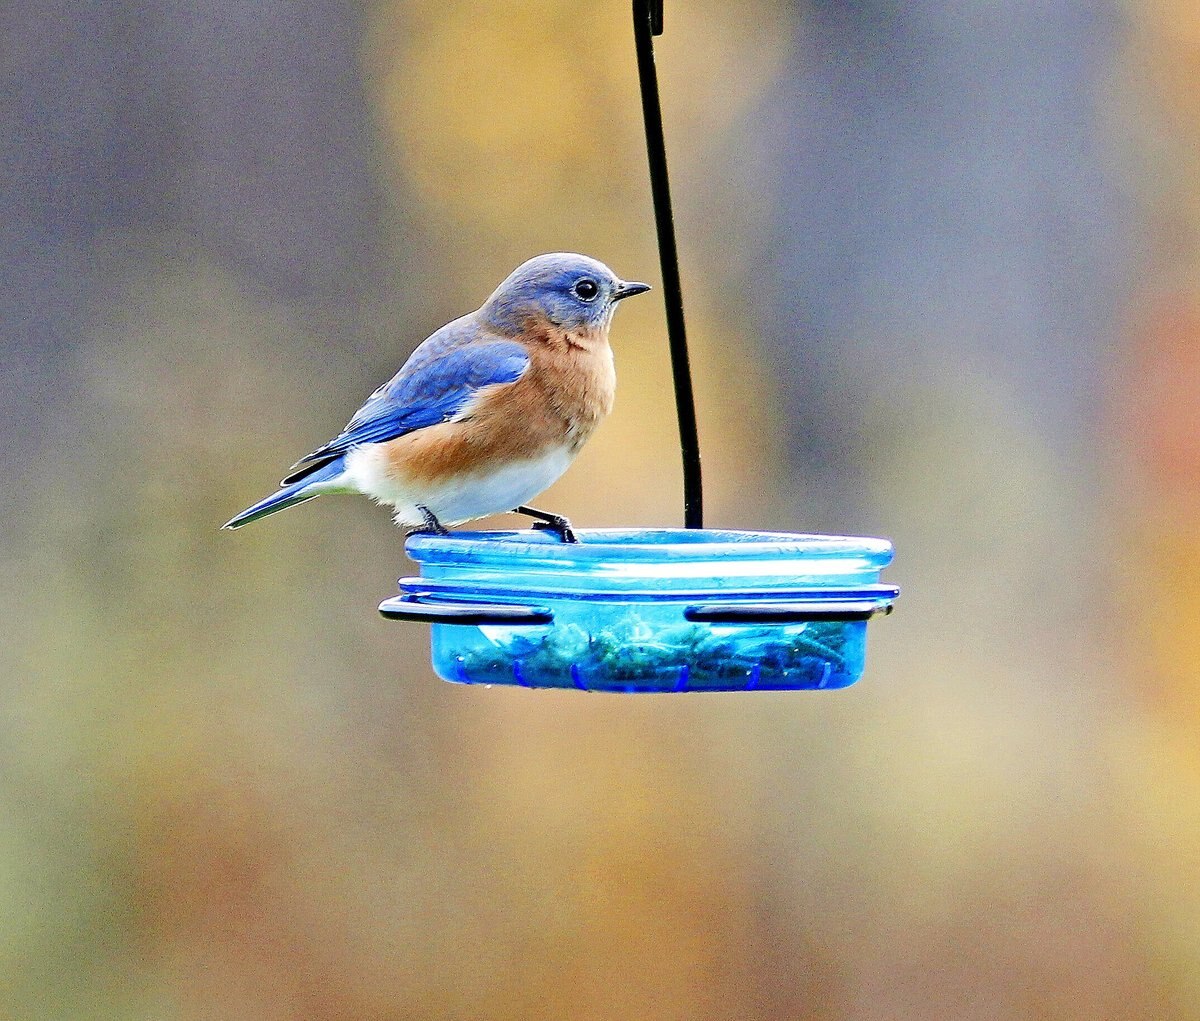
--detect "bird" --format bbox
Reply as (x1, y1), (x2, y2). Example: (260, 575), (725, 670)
(222, 253), (650, 543)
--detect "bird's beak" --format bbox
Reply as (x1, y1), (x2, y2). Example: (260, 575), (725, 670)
(612, 280), (652, 302)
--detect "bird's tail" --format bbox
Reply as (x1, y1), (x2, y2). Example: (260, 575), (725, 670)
(222, 456), (347, 530)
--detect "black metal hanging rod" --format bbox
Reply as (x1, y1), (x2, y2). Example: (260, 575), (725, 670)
(632, 0), (703, 529)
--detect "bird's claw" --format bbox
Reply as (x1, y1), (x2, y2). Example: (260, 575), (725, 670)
(531, 518), (578, 543)
(512, 505), (578, 543)
(409, 506), (450, 537)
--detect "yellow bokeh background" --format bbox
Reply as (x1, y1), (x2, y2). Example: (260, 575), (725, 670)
(3, 2), (1200, 1018)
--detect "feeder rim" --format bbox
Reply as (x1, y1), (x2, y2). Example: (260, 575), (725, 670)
(405, 528), (894, 567)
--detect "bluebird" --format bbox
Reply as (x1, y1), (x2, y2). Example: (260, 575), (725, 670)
(223, 253), (650, 542)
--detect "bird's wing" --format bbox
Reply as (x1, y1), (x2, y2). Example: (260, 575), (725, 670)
(281, 336), (529, 485)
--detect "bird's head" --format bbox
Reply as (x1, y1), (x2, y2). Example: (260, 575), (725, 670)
(481, 253), (651, 336)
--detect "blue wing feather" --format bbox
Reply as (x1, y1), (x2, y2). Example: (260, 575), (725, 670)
(282, 328), (528, 484)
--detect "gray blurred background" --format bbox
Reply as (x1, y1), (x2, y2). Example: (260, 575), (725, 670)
(3, 1), (1199, 1017)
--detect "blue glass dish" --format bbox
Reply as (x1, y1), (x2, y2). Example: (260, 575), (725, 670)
(380, 529), (897, 693)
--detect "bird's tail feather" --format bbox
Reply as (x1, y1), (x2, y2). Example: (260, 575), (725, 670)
(222, 457), (346, 530)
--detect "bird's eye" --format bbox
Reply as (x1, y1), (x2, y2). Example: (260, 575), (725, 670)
(573, 278), (599, 301)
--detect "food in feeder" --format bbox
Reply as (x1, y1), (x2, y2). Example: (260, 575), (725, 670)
(452, 611), (857, 691)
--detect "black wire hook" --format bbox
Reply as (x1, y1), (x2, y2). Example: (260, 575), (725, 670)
(648, 0), (664, 35)
(632, 0), (703, 528)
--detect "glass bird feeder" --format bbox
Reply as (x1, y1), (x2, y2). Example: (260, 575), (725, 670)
(380, 1), (899, 691)
(381, 530), (895, 692)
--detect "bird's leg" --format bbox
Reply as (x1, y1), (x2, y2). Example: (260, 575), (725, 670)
(513, 505), (578, 544)
(407, 505), (450, 537)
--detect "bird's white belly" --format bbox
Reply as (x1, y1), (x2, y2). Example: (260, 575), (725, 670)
(343, 443), (575, 526)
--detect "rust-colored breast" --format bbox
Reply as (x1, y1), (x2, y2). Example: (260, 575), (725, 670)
(384, 328), (616, 487)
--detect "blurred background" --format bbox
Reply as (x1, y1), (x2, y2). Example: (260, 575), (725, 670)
(1, 0), (1198, 1017)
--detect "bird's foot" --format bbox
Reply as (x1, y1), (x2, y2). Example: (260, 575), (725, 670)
(407, 505), (450, 538)
(532, 519), (578, 543)
(514, 505), (578, 544)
